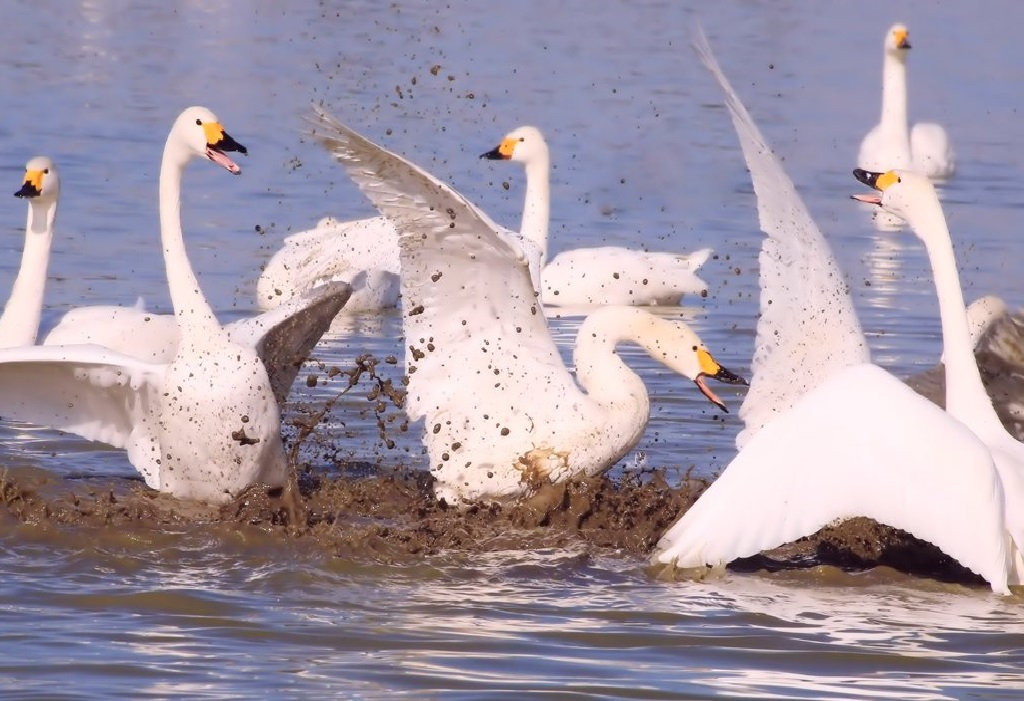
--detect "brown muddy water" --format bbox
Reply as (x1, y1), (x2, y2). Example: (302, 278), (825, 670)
(1, 0), (1023, 698)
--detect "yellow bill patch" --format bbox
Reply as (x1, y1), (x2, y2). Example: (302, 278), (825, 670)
(697, 347), (721, 376)
(202, 121), (226, 146)
(497, 137), (518, 158)
(22, 169), (44, 192)
(894, 28), (909, 48)
(875, 170), (900, 191)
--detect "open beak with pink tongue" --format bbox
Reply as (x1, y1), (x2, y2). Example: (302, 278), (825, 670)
(202, 121), (248, 175)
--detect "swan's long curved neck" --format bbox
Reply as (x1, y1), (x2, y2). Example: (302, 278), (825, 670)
(573, 307), (651, 425)
(519, 153), (551, 265)
(880, 52), (909, 142)
(0, 199), (57, 347)
(160, 143), (220, 337)
(916, 207), (1005, 435)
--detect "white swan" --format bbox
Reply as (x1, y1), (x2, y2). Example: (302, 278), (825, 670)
(259, 126), (712, 312)
(480, 126), (711, 306)
(306, 106), (747, 504)
(0, 106), (329, 502)
(0, 157), (59, 348)
(652, 30), (1011, 593)
(256, 215), (400, 312)
(852, 168), (1024, 583)
(857, 23), (955, 178)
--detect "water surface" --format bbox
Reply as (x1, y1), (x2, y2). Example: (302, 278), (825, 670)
(1, 1), (1023, 698)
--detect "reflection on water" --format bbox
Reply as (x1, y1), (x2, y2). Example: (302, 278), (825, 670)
(0, 0), (1023, 698)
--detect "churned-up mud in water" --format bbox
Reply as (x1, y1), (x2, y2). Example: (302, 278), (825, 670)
(0, 351), (990, 589)
(0, 463), (985, 588)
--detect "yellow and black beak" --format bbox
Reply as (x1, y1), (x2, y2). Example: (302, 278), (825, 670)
(14, 170), (44, 198)
(850, 168), (900, 205)
(202, 121), (248, 174)
(894, 28), (911, 50)
(480, 136), (517, 161)
(694, 347), (748, 413)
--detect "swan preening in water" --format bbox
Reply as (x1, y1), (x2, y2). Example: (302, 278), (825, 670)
(0, 107), (349, 503)
(258, 125), (711, 312)
(0, 157), (59, 348)
(306, 106), (746, 503)
(858, 23), (955, 178)
(654, 30), (1012, 593)
(479, 125), (711, 306)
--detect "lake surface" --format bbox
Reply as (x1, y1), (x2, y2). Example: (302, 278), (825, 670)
(1, 0), (1023, 697)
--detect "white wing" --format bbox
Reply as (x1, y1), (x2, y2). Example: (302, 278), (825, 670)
(0, 343), (165, 484)
(693, 28), (870, 448)
(225, 281), (351, 404)
(654, 364), (1010, 593)
(307, 106), (580, 423)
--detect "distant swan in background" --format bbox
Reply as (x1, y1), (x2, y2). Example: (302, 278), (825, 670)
(858, 22), (955, 178)
(653, 29), (1010, 594)
(0, 106), (333, 502)
(256, 214), (399, 313)
(905, 294), (1024, 441)
(480, 126), (711, 306)
(259, 126), (712, 312)
(0, 157), (59, 348)
(853, 168), (1024, 583)
(307, 106), (747, 504)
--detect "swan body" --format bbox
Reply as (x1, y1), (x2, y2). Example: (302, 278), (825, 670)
(0, 157), (59, 348)
(853, 169), (1024, 583)
(481, 126), (711, 306)
(42, 282), (351, 401)
(857, 23), (955, 178)
(256, 215), (399, 312)
(0, 107), (308, 502)
(307, 107), (746, 503)
(653, 31), (1010, 593)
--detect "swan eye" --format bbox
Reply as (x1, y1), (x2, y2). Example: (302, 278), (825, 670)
(43, 169), (49, 174)
(518, 137), (525, 142)
(195, 118), (203, 126)
(692, 345), (698, 351)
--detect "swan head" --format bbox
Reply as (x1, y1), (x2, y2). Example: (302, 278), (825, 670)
(13, 156), (59, 202)
(646, 317), (747, 412)
(170, 106), (248, 174)
(851, 168), (945, 241)
(480, 126), (548, 164)
(884, 22), (911, 56)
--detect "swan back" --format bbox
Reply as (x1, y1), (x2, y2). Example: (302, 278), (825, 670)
(693, 28), (869, 447)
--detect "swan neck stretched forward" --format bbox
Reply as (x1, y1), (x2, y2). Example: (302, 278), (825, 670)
(519, 151), (551, 264)
(159, 136), (220, 336)
(0, 197), (57, 347)
(916, 205), (1004, 434)
(879, 49), (910, 147)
